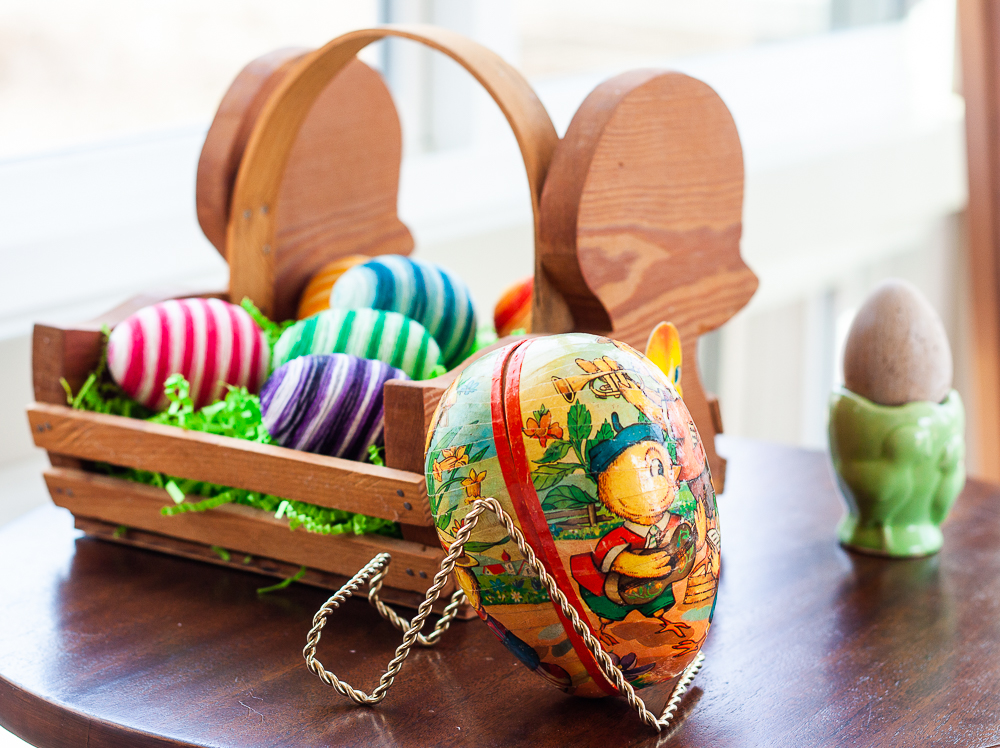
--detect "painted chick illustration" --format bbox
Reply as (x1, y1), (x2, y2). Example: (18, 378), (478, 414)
(570, 413), (697, 648)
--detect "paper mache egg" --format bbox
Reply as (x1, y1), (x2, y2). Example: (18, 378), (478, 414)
(274, 308), (442, 380)
(425, 333), (719, 698)
(260, 353), (408, 460)
(494, 275), (533, 337)
(330, 254), (477, 369)
(296, 255), (369, 320)
(107, 298), (270, 411)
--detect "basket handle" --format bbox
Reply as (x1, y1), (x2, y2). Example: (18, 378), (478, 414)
(227, 24), (560, 320)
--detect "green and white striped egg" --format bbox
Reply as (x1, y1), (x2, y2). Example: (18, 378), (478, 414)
(274, 308), (442, 380)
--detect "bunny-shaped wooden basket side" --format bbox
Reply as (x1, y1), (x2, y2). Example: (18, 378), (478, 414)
(537, 69), (759, 489)
(384, 68), (759, 492)
(196, 50), (414, 321)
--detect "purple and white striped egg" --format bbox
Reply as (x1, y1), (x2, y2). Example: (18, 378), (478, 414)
(260, 354), (409, 461)
(107, 298), (270, 411)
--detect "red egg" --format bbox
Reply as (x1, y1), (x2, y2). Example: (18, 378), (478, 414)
(425, 333), (718, 698)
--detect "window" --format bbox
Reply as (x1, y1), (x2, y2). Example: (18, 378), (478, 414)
(0, 0), (967, 530)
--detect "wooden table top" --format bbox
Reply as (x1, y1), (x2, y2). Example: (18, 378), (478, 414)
(1, 437), (999, 748)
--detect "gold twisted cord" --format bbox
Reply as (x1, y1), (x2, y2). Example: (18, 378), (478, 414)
(303, 497), (704, 732)
(367, 582), (468, 647)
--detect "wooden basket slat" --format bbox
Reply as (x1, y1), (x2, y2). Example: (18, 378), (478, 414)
(29, 403), (430, 526)
(73, 516), (473, 617)
(45, 467), (446, 595)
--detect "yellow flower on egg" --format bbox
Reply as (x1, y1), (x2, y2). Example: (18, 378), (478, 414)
(432, 445), (469, 482)
(462, 468), (487, 500)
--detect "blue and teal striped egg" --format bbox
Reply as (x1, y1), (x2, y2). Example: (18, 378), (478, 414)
(330, 255), (477, 368)
(260, 354), (407, 461)
(274, 308), (441, 380)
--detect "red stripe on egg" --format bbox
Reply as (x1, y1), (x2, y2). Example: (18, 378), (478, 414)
(207, 300), (232, 406)
(247, 310), (265, 392)
(151, 303), (171, 410)
(121, 315), (145, 401)
(491, 340), (616, 696)
(187, 300), (208, 409)
(183, 300), (203, 410)
(501, 339), (617, 696)
(198, 299), (221, 409)
(224, 302), (244, 396)
(179, 299), (195, 383)
(163, 302), (185, 407)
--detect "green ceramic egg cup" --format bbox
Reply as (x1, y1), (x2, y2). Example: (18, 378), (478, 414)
(827, 388), (965, 557)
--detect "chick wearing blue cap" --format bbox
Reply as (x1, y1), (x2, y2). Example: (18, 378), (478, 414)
(571, 413), (697, 648)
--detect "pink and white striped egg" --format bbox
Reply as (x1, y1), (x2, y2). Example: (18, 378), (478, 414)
(107, 298), (270, 411)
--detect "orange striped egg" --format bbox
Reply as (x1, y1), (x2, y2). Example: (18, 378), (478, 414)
(297, 255), (370, 319)
(107, 298), (270, 411)
(494, 276), (532, 337)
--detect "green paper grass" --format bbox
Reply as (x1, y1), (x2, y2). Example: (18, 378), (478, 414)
(257, 566), (307, 595)
(211, 545), (231, 562)
(63, 320), (401, 540)
(165, 480), (185, 504)
(241, 297), (295, 356)
(366, 444), (385, 467)
(60, 325), (154, 420)
(473, 323), (498, 353)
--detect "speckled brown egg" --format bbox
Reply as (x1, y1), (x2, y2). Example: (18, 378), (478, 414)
(843, 279), (952, 406)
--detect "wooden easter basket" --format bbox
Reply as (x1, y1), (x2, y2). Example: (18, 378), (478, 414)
(27, 25), (757, 612)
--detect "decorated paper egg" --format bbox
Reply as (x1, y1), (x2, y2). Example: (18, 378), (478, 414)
(261, 354), (408, 460)
(274, 308), (441, 380)
(107, 298), (269, 411)
(330, 254), (477, 368)
(494, 276), (533, 337)
(425, 333), (719, 698)
(296, 255), (369, 320)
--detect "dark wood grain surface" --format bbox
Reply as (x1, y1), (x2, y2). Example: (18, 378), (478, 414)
(2, 437), (999, 747)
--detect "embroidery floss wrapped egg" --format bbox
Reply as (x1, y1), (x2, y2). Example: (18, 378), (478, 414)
(330, 254), (477, 369)
(494, 276), (533, 337)
(273, 308), (441, 380)
(107, 298), (269, 411)
(261, 353), (408, 461)
(426, 333), (719, 698)
(296, 255), (369, 320)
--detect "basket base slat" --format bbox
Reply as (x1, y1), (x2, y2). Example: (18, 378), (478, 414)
(44, 467), (449, 598)
(73, 516), (474, 618)
(29, 402), (430, 525)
